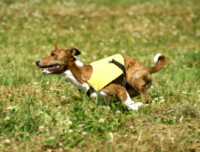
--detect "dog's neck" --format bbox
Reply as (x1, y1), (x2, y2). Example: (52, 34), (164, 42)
(60, 59), (92, 91)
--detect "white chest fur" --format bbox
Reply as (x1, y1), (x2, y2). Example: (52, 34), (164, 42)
(60, 70), (112, 100)
(60, 70), (90, 91)
(60, 59), (111, 99)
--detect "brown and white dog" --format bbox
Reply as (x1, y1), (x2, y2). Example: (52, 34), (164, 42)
(35, 41), (166, 111)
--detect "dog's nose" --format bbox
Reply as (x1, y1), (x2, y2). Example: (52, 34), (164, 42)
(35, 60), (40, 66)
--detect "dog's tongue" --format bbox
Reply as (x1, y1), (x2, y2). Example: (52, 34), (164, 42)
(46, 65), (60, 71)
(47, 67), (51, 71)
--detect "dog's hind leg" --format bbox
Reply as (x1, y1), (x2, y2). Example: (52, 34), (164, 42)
(128, 78), (152, 104)
(140, 89), (152, 104)
(103, 84), (143, 111)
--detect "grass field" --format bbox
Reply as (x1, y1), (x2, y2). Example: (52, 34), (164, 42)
(0, 0), (200, 151)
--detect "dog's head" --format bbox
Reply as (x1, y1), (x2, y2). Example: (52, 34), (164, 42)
(35, 41), (81, 76)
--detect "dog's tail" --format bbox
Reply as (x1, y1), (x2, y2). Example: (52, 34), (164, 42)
(148, 53), (166, 74)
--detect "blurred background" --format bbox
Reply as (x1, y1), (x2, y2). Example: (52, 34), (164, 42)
(0, 0), (200, 151)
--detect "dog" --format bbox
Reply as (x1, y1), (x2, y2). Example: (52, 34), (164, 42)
(35, 41), (166, 111)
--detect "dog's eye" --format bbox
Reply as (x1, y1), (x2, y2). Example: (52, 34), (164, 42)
(51, 53), (56, 56)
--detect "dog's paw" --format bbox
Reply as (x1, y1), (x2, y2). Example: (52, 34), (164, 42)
(135, 102), (143, 107)
(127, 102), (143, 111)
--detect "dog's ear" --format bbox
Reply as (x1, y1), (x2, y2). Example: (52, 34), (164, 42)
(65, 48), (81, 56)
(55, 40), (61, 50)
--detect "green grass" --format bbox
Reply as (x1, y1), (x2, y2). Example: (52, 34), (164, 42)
(0, 0), (200, 151)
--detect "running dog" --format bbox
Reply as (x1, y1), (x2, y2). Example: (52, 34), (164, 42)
(36, 41), (166, 111)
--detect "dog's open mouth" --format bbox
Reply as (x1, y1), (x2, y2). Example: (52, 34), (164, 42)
(45, 65), (60, 71)
(42, 65), (60, 72)
(42, 65), (60, 75)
